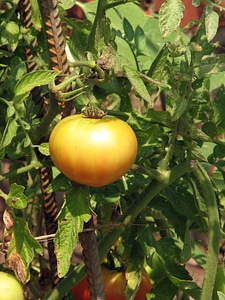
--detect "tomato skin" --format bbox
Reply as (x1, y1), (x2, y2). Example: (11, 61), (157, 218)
(71, 275), (90, 300)
(49, 114), (138, 187)
(134, 269), (152, 300)
(102, 267), (127, 300)
(0, 271), (24, 300)
(71, 268), (126, 300)
(71, 267), (151, 300)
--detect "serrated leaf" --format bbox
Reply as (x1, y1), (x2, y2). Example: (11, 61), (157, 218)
(14, 70), (58, 101)
(0, 118), (19, 149)
(201, 122), (217, 138)
(205, 3), (219, 42)
(197, 54), (225, 77)
(171, 88), (189, 121)
(91, 185), (120, 204)
(214, 144), (225, 159)
(58, 0), (77, 10)
(38, 142), (50, 156)
(147, 43), (170, 83)
(122, 61), (150, 102)
(6, 105), (15, 117)
(180, 225), (191, 263)
(134, 25), (146, 54)
(10, 56), (27, 80)
(30, 0), (42, 30)
(218, 291), (225, 300)
(123, 17), (134, 42)
(68, 19), (92, 61)
(159, 0), (185, 38)
(168, 274), (202, 299)
(212, 85), (225, 131)
(55, 188), (91, 277)
(125, 267), (143, 300)
(6, 183), (27, 209)
(6, 217), (42, 283)
(152, 277), (177, 299)
(5, 21), (19, 52)
(47, 173), (72, 193)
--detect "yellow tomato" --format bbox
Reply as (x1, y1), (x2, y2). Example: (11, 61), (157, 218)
(49, 114), (138, 187)
(0, 272), (24, 300)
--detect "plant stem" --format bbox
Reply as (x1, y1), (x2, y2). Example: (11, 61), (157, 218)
(86, 0), (106, 51)
(0, 161), (42, 181)
(105, 0), (137, 10)
(45, 160), (193, 300)
(192, 162), (221, 300)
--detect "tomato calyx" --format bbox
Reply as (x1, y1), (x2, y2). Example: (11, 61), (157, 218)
(81, 102), (107, 119)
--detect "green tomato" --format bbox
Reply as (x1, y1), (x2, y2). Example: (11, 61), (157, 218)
(0, 272), (24, 300)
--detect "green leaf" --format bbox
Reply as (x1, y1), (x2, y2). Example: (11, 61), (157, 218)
(214, 144), (225, 159)
(5, 21), (20, 52)
(152, 277), (177, 300)
(10, 56), (27, 80)
(171, 86), (189, 121)
(212, 85), (225, 131)
(6, 217), (42, 283)
(55, 188), (91, 277)
(68, 19), (92, 61)
(122, 61), (150, 102)
(38, 142), (50, 156)
(0, 118), (19, 149)
(47, 173), (72, 193)
(201, 122), (217, 138)
(124, 266), (143, 300)
(6, 183), (27, 209)
(147, 43), (170, 85)
(58, 0), (77, 10)
(185, 140), (208, 162)
(6, 105), (15, 118)
(123, 17), (134, 42)
(30, 0), (42, 30)
(134, 25), (146, 55)
(91, 185), (120, 204)
(205, 3), (219, 42)
(168, 275), (202, 299)
(158, 0), (185, 38)
(218, 292), (225, 300)
(14, 70), (58, 101)
(197, 54), (225, 77)
(179, 224), (191, 263)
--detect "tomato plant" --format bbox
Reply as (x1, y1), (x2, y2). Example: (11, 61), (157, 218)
(71, 266), (151, 300)
(0, 272), (24, 300)
(49, 114), (138, 187)
(1, 0), (225, 300)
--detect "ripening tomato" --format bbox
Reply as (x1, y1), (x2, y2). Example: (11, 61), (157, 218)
(72, 267), (151, 300)
(134, 269), (152, 299)
(49, 114), (138, 187)
(0, 271), (24, 300)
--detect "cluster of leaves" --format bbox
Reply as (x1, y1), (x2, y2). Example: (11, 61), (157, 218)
(1, 0), (225, 299)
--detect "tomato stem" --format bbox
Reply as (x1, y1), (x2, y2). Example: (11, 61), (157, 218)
(81, 100), (107, 119)
(192, 163), (221, 300)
